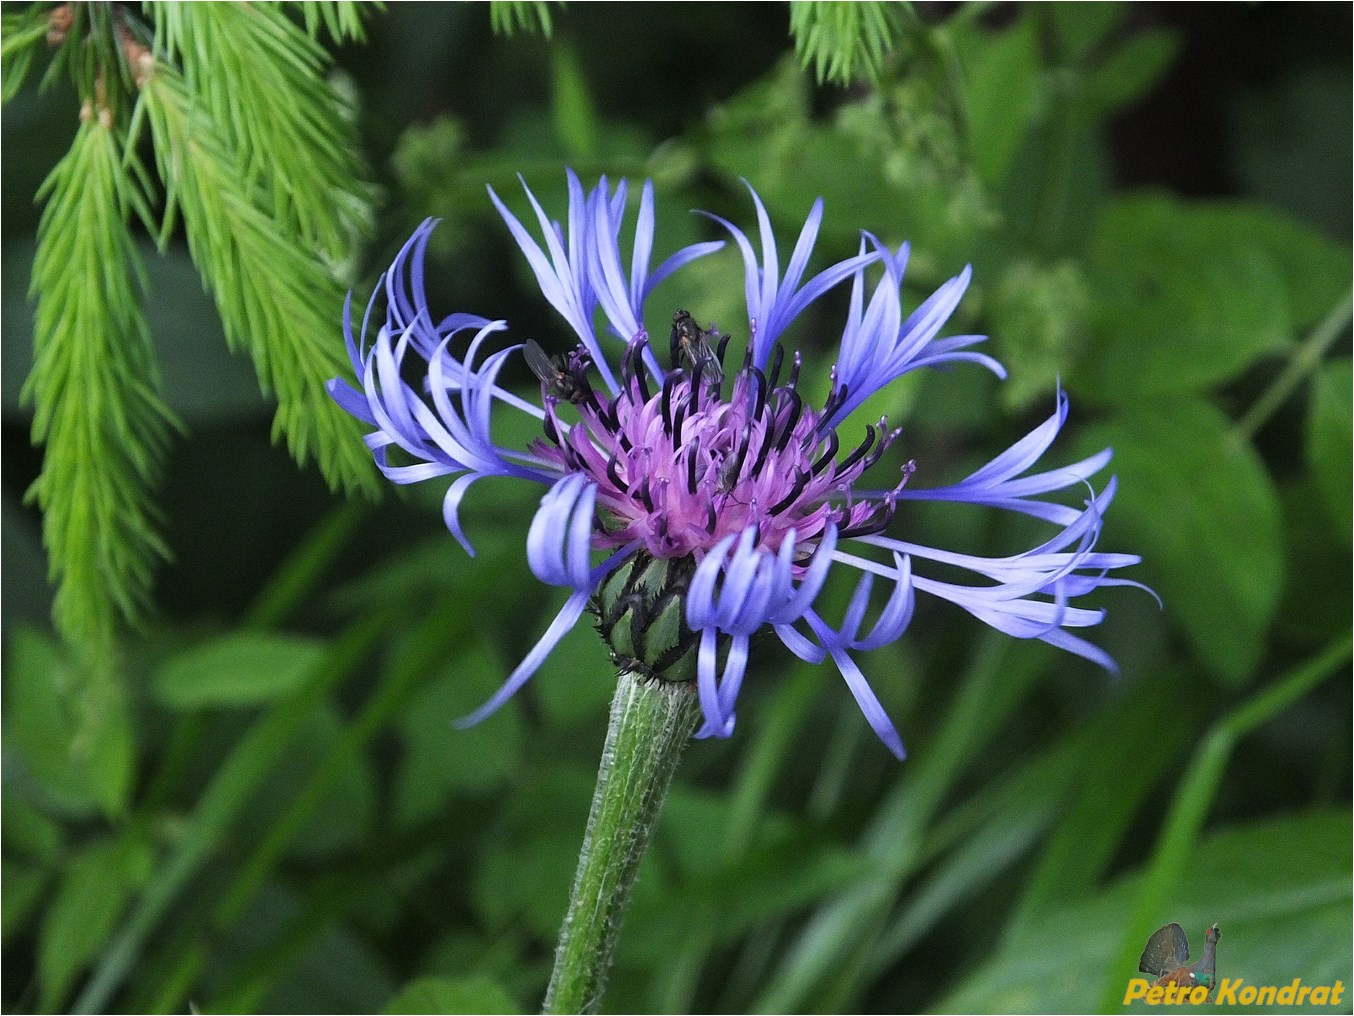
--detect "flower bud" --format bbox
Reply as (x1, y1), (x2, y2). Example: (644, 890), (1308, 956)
(592, 553), (702, 682)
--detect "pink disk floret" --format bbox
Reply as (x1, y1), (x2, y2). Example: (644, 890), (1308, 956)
(533, 342), (911, 567)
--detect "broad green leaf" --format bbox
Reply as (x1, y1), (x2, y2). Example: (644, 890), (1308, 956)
(938, 810), (1352, 1014)
(952, 14), (1042, 189)
(326, 532), (510, 615)
(237, 700), (377, 861)
(80, 676), (137, 817)
(3, 628), (105, 818)
(550, 42), (598, 159)
(471, 766), (594, 937)
(1236, 210), (1352, 329)
(1077, 402), (1283, 684)
(37, 834), (154, 1012)
(1307, 358), (1352, 548)
(1078, 28), (1181, 119)
(997, 108), (1114, 259)
(392, 639), (525, 828)
(1274, 479), (1353, 647)
(2, 859), (48, 945)
(384, 975), (521, 1014)
(1, 792), (63, 862)
(4, 628), (84, 810)
(1078, 196), (1286, 400)
(1046, 3), (1128, 63)
(1012, 668), (1199, 928)
(1076, 195), (1349, 402)
(153, 632), (327, 708)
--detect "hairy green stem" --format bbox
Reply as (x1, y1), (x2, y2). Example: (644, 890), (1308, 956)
(543, 672), (702, 1014)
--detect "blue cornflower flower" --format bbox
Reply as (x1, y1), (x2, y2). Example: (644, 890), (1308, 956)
(329, 172), (1143, 760)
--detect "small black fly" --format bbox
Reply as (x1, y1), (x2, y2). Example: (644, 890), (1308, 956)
(671, 310), (726, 389)
(523, 340), (594, 405)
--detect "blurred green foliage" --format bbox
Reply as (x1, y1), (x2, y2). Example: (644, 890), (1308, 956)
(2, 3), (1350, 1014)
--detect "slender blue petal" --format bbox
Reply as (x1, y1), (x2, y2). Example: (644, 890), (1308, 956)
(527, 473), (598, 588)
(702, 185), (879, 371)
(825, 252), (1000, 430)
(774, 622), (828, 663)
(694, 629), (730, 737)
(454, 587), (593, 728)
(442, 473), (484, 556)
(489, 178), (620, 392)
(327, 376), (375, 425)
(804, 611), (907, 760)
(897, 390), (1113, 524)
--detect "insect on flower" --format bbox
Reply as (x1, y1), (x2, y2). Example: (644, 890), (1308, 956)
(670, 309), (726, 389)
(328, 171), (1148, 760)
(523, 339), (595, 405)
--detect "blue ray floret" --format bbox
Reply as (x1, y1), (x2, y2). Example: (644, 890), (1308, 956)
(329, 170), (1146, 760)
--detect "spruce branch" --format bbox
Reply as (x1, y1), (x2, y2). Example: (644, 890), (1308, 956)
(291, 0), (375, 44)
(148, 2), (372, 261)
(490, 1), (560, 38)
(135, 50), (377, 496)
(12, 1), (378, 670)
(24, 108), (178, 656)
(790, 1), (907, 86)
(1, 4), (54, 102)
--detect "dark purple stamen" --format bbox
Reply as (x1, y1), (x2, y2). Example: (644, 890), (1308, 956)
(835, 425), (879, 475)
(748, 366), (768, 420)
(766, 343), (785, 390)
(810, 431), (840, 477)
(769, 469), (810, 514)
(686, 438), (701, 493)
(660, 373), (678, 432)
(773, 391), (805, 452)
(606, 452), (625, 492)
